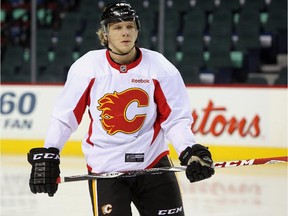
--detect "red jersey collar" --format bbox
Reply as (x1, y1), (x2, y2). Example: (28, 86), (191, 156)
(106, 48), (142, 73)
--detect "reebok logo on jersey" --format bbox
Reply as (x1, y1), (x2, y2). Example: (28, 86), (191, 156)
(131, 78), (150, 83)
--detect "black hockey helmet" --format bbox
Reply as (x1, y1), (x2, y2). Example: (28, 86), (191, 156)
(100, 2), (140, 31)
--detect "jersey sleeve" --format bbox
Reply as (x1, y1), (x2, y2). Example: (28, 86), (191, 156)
(44, 60), (95, 150)
(154, 57), (196, 155)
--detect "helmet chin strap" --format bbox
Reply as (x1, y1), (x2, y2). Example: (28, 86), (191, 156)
(106, 44), (135, 56)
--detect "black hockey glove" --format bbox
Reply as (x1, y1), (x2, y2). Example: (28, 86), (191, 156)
(27, 147), (60, 197)
(179, 144), (215, 183)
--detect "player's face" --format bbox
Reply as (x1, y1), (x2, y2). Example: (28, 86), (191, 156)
(107, 21), (138, 54)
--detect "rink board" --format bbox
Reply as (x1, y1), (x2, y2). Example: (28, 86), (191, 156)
(1, 84), (287, 161)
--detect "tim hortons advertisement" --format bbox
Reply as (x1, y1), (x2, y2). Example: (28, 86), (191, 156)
(1, 85), (287, 148)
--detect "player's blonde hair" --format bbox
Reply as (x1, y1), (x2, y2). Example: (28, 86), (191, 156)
(96, 27), (107, 47)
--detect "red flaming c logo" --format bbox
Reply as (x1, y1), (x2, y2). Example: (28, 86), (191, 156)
(97, 88), (149, 135)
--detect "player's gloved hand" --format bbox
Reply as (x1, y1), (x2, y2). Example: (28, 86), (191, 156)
(27, 147), (60, 197)
(179, 144), (215, 183)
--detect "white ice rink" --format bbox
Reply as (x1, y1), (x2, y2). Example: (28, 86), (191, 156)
(1, 155), (287, 216)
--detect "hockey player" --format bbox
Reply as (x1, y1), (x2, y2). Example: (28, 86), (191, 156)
(27, 2), (214, 215)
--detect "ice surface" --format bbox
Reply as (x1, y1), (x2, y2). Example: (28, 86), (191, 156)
(1, 155), (287, 216)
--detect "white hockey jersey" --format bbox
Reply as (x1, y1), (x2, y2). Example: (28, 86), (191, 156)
(44, 48), (196, 173)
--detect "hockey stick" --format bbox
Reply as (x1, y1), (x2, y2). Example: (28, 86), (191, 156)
(57, 156), (287, 183)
